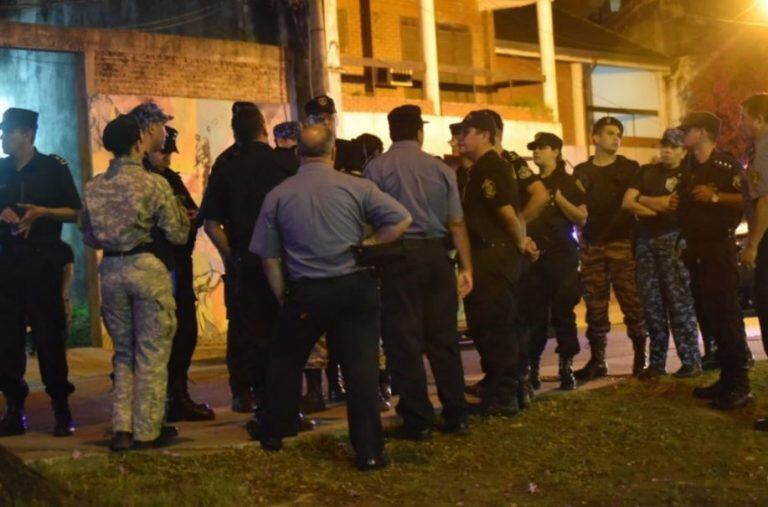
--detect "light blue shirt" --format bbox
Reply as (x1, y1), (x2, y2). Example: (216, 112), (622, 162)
(364, 140), (463, 239)
(250, 161), (410, 280)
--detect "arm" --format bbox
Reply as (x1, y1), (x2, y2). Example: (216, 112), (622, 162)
(521, 180), (549, 224)
(622, 188), (658, 217)
(364, 216), (412, 245)
(497, 204), (526, 252)
(691, 185), (743, 210)
(15, 205), (79, 238)
(556, 189), (589, 226)
(154, 178), (191, 245)
(262, 257), (286, 306)
(742, 195), (768, 268)
(448, 218), (473, 297)
(204, 219), (233, 263)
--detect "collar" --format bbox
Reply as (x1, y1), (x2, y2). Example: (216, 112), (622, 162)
(108, 157), (144, 172)
(298, 161), (334, 173)
(389, 140), (420, 150)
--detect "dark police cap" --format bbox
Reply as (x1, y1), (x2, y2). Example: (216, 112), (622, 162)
(449, 122), (463, 136)
(678, 111), (721, 137)
(478, 109), (504, 130)
(162, 126), (179, 154)
(273, 121), (302, 140)
(304, 94), (337, 116)
(387, 105), (428, 128)
(232, 101), (257, 115)
(527, 132), (563, 151)
(102, 114), (141, 154)
(128, 102), (173, 130)
(461, 110), (497, 137)
(592, 116), (624, 136)
(660, 128), (685, 147)
(0, 108), (39, 131)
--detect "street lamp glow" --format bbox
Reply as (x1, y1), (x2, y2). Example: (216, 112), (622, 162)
(761, 0), (768, 14)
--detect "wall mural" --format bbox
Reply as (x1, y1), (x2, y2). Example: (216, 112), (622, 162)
(89, 94), (290, 350)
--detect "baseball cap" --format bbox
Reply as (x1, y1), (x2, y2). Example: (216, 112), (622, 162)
(273, 121), (302, 140)
(659, 128), (685, 147)
(677, 111), (721, 137)
(128, 102), (173, 130)
(460, 111), (497, 138)
(527, 132), (563, 151)
(0, 108), (38, 131)
(387, 105), (428, 129)
(304, 95), (337, 116)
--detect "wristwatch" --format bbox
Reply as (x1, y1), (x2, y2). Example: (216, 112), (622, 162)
(711, 192), (720, 203)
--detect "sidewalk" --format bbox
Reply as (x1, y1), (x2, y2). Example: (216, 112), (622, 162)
(3, 315), (765, 464)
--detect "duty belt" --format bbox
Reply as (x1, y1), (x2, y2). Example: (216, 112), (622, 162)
(103, 243), (156, 258)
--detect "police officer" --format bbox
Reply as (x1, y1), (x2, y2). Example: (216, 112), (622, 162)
(622, 128), (702, 379)
(523, 132), (587, 391)
(82, 112), (190, 451)
(247, 124), (411, 471)
(0, 107), (81, 438)
(739, 93), (768, 430)
(201, 106), (295, 414)
(573, 116), (648, 380)
(364, 105), (473, 439)
(210, 101), (259, 176)
(272, 121), (301, 175)
(677, 112), (753, 410)
(304, 94), (365, 175)
(445, 122), (471, 173)
(145, 126), (215, 421)
(458, 111), (526, 415)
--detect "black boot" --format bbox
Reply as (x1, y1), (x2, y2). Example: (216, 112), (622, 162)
(301, 369), (326, 414)
(632, 338), (648, 377)
(52, 398), (75, 437)
(575, 338), (608, 381)
(0, 399), (27, 437)
(710, 370), (754, 410)
(297, 411), (316, 432)
(326, 364), (346, 403)
(231, 390), (255, 414)
(133, 425), (179, 450)
(701, 334), (719, 370)
(558, 355), (576, 391)
(166, 394), (216, 422)
(529, 359), (541, 390)
(517, 371), (533, 410)
(379, 369), (392, 402)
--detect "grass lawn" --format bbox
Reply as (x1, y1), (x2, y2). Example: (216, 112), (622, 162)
(10, 363), (768, 506)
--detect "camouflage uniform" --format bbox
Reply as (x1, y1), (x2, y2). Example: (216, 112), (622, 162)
(635, 233), (701, 369)
(82, 158), (189, 441)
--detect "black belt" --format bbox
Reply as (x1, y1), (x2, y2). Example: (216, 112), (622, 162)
(472, 239), (513, 250)
(103, 243), (155, 258)
(400, 237), (451, 251)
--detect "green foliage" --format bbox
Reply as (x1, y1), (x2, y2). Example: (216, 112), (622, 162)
(27, 363), (768, 505)
(67, 305), (92, 348)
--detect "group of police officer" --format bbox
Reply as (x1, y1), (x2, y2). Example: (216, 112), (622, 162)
(2, 90), (768, 469)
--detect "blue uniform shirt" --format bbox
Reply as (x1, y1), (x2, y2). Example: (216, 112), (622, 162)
(364, 140), (463, 239)
(250, 161), (410, 280)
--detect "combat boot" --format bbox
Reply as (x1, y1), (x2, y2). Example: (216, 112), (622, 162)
(231, 390), (255, 414)
(301, 369), (326, 414)
(379, 369), (392, 402)
(692, 379), (725, 399)
(0, 399), (27, 437)
(710, 371), (754, 410)
(754, 418), (768, 431)
(517, 372), (533, 409)
(701, 334), (719, 370)
(632, 338), (648, 377)
(52, 397), (75, 437)
(297, 411), (316, 432)
(166, 395), (215, 422)
(558, 356), (576, 391)
(133, 425), (179, 450)
(574, 339), (608, 381)
(529, 359), (542, 390)
(326, 364), (346, 403)
(638, 365), (666, 380)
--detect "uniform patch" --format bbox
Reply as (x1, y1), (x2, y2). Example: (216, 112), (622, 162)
(733, 174), (742, 190)
(482, 178), (497, 199)
(751, 170), (761, 185)
(518, 165), (533, 179)
(665, 176), (679, 193)
(575, 179), (586, 193)
(51, 154), (69, 166)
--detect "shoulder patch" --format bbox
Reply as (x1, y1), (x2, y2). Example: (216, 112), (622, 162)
(733, 174), (742, 190)
(482, 178), (497, 200)
(50, 154), (69, 166)
(517, 164), (533, 180)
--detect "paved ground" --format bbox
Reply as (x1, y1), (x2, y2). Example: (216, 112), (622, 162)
(2, 304), (766, 464)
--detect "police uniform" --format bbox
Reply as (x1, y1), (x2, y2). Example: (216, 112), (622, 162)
(200, 139), (291, 408)
(82, 115), (190, 445)
(573, 122), (648, 379)
(272, 121), (302, 176)
(0, 109), (81, 437)
(745, 128), (768, 356)
(677, 140), (750, 405)
(364, 105), (468, 434)
(249, 158), (410, 468)
(145, 127), (214, 421)
(460, 140), (523, 413)
(210, 101), (259, 177)
(304, 95), (366, 175)
(630, 131), (701, 376)
(522, 134), (585, 390)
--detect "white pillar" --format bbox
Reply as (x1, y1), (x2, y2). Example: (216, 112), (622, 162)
(323, 0), (345, 135)
(536, 0), (559, 122)
(420, 0), (441, 116)
(655, 70), (668, 134)
(667, 74), (681, 127)
(570, 62), (587, 148)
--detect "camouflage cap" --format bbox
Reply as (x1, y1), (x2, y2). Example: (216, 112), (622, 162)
(660, 128), (685, 147)
(273, 121), (302, 140)
(128, 102), (173, 130)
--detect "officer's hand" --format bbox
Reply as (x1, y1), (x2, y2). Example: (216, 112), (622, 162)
(523, 237), (540, 262)
(0, 207), (20, 224)
(457, 269), (473, 298)
(15, 204), (46, 238)
(667, 192), (679, 212)
(741, 244), (758, 269)
(691, 185), (715, 203)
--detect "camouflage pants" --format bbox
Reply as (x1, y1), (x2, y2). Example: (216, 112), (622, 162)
(580, 240), (647, 347)
(306, 335), (386, 370)
(100, 254), (176, 442)
(635, 233), (701, 369)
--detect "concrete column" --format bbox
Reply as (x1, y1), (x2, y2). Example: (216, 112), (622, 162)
(420, 0), (441, 115)
(323, 0), (345, 135)
(655, 70), (668, 133)
(570, 62), (587, 148)
(536, 0), (559, 122)
(667, 74), (681, 127)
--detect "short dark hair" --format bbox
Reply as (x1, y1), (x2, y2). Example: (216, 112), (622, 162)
(232, 107), (266, 144)
(390, 123), (421, 142)
(355, 133), (384, 158)
(742, 93), (768, 120)
(298, 125), (335, 158)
